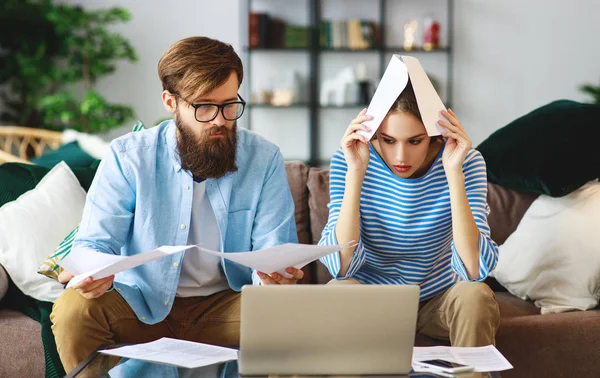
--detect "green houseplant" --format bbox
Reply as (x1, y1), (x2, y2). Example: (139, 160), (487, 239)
(579, 81), (600, 105)
(0, 0), (137, 133)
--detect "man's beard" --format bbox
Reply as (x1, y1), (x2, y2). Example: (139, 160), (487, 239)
(175, 115), (238, 179)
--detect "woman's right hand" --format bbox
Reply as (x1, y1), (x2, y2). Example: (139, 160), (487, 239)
(341, 108), (372, 173)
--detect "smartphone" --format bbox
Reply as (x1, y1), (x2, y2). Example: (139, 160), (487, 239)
(415, 359), (474, 374)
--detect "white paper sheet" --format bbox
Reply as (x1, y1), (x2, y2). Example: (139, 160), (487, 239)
(358, 55), (408, 140)
(60, 245), (196, 289)
(412, 345), (513, 373)
(100, 337), (238, 369)
(199, 243), (346, 276)
(401, 55), (447, 137)
(357, 55), (446, 140)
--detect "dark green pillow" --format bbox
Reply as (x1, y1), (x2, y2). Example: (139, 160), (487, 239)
(31, 141), (97, 168)
(476, 100), (600, 197)
(0, 162), (99, 207)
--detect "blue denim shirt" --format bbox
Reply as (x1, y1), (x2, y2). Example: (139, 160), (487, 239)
(73, 120), (297, 324)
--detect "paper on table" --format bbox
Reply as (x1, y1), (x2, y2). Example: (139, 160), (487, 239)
(412, 345), (513, 372)
(199, 243), (348, 276)
(60, 245), (196, 289)
(100, 337), (238, 369)
(357, 55), (446, 140)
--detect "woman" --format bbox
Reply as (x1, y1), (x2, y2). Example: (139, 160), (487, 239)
(319, 81), (500, 347)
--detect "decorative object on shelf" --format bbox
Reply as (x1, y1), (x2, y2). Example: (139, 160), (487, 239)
(270, 71), (304, 106)
(356, 62), (372, 105)
(320, 67), (357, 106)
(422, 17), (441, 51)
(251, 90), (273, 105)
(271, 89), (294, 106)
(403, 19), (419, 51)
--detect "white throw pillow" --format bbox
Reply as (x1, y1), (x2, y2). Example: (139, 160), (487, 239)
(0, 161), (86, 302)
(491, 181), (600, 314)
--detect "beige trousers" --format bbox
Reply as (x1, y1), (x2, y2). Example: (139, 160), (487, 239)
(50, 288), (240, 373)
(329, 279), (500, 347)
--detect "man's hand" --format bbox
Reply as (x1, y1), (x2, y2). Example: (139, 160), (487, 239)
(58, 270), (115, 299)
(258, 267), (304, 285)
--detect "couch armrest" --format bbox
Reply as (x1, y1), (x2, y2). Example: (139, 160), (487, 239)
(0, 264), (8, 301)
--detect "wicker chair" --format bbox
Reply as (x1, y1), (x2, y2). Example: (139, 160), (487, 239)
(0, 126), (63, 164)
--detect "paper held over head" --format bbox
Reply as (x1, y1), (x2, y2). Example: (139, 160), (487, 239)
(358, 55), (447, 140)
(59, 243), (345, 287)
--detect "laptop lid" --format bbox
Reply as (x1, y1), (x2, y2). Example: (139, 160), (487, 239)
(239, 284), (420, 375)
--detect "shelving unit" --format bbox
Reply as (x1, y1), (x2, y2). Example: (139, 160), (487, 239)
(245, 0), (454, 166)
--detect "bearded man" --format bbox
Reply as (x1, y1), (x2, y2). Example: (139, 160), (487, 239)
(50, 36), (301, 373)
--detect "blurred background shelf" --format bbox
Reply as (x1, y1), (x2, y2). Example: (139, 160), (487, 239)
(245, 0), (454, 166)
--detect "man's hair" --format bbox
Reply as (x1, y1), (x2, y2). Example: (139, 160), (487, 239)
(158, 36), (243, 101)
(390, 80), (421, 120)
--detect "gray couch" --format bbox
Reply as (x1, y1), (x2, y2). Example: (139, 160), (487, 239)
(1, 161), (599, 378)
(0, 265), (45, 377)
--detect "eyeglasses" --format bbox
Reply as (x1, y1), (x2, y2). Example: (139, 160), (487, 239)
(175, 93), (246, 123)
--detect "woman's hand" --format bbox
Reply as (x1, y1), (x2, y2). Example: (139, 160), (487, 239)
(257, 267), (304, 285)
(439, 109), (472, 174)
(341, 108), (372, 173)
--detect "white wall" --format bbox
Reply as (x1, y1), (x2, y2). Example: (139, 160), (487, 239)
(453, 0), (600, 145)
(66, 0), (600, 153)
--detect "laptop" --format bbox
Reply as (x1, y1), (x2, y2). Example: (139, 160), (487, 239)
(239, 284), (420, 376)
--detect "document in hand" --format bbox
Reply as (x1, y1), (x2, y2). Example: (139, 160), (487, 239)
(99, 337), (238, 369)
(358, 55), (447, 140)
(60, 245), (196, 289)
(199, 243), (346, 276)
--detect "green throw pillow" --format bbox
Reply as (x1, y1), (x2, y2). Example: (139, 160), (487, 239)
(36, 120), (147, 281)
(31, 140), (97, 168)
(476, 100), (600, 197)
(0, 162), (99, 208)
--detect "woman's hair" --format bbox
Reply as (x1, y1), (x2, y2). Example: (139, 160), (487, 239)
(158, 36), (243, 101)
(390, 79), (421, 120)
(386, 80), (444, 144)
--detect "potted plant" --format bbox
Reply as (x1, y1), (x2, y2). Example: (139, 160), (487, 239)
(0, 0), (137, 133)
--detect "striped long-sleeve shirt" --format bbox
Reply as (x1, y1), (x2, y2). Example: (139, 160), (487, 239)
(319, 144), (499, 301)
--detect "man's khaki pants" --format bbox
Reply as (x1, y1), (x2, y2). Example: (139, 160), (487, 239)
(330, 279), (500, 347)
(50, 288), (240, 373)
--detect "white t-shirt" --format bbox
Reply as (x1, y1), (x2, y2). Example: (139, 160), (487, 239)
(176, 180), (230, 297)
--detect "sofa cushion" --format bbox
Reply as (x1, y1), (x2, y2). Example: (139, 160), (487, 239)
(0, 265), (8, 302)
(284, 161), (311, 245)
(477, 100), (600, 197)
(0, 162), (86, 302)
(307, 168), (330, 245)
(486, 182), (537, 246)
(492, 181), (600, 314)
(37, 226), (78, 280)
(30, 140), (98, 168)
(0, 162), (99, 209)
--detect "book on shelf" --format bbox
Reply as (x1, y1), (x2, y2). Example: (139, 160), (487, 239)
(319, 19), (379, 50)
(249, 12), (309, 49)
